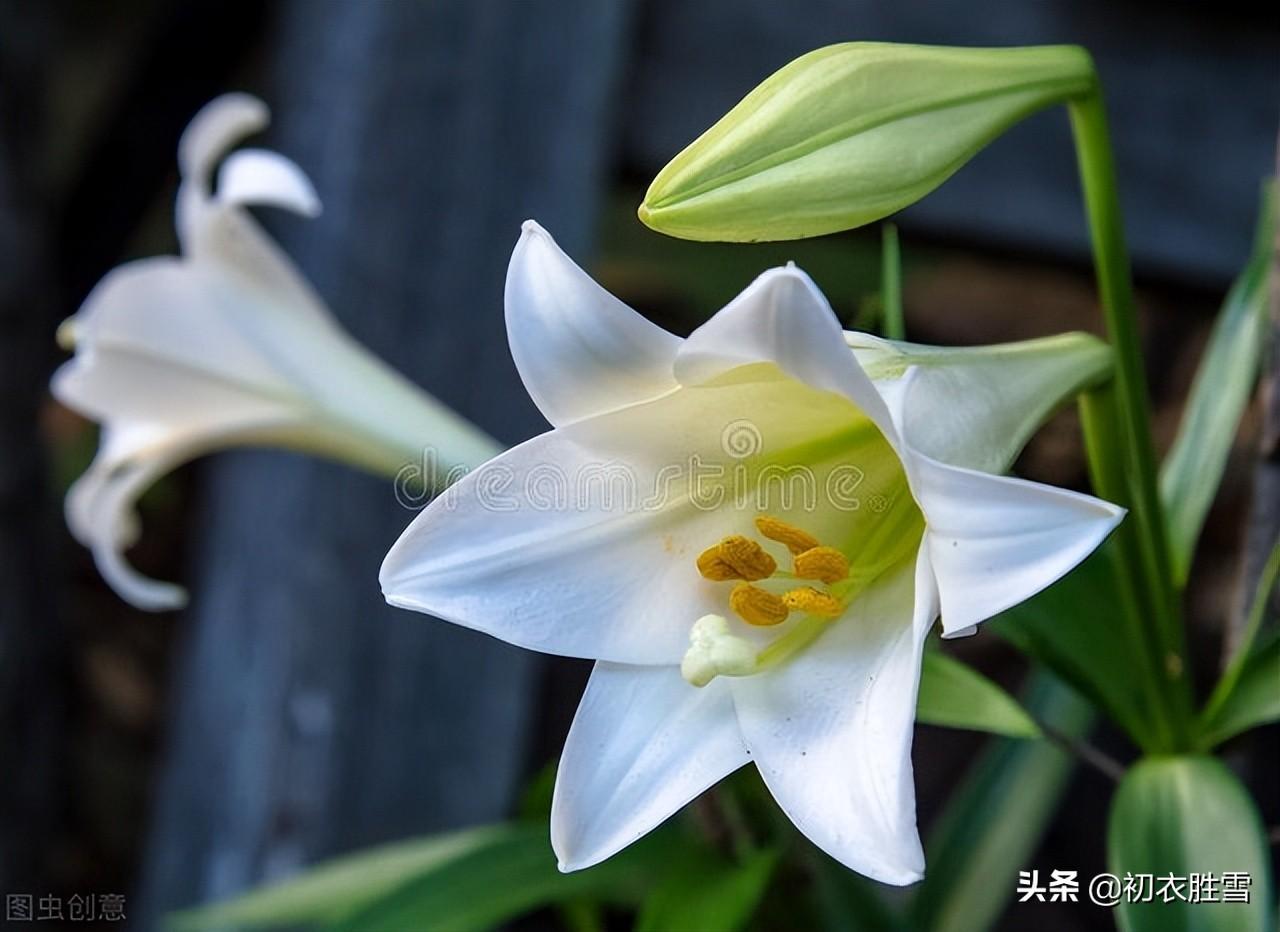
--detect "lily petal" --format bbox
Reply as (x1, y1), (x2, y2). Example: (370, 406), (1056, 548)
(380, 426), (729, 665)
(882, 368), (1124, 635)
(217, 148), (322, 217)
(66, 443), (191, 611)
(551, 662), (749, 871)
(851, 331), (1111, 474)
(177, 93), (269, 191)
(910, 450), (1123, 634)
(381, 359), (899, 663)
(506, 222), (681, 426)
(52, 259), (308, 426)
(173, 96), (334, 326)
(731, 551), (937, 885)
(674, 266), (896, 442)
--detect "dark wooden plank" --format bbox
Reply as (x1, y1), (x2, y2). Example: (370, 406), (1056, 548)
(0, 1), (64, 896)
(135, 0), (634, 922)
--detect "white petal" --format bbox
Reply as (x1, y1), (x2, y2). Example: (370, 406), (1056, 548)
(51, 259), (306, 428)
(177, 93), (269, 191)
(910, 451), (1123, 634)
(172, 99), (333, 327)
(380, 426), (728, 665)
(506, 222), (680, 426)
(217, 149), (321, 217)
(674, 266), (897, 443)
(852, 331), (1111, 474)
(381, 365), (896, 664)
(731, 551), (936, 885)
(552, 663), (749, 871)
(879, 368), (1124, 634)
(66, 446), (191, 611)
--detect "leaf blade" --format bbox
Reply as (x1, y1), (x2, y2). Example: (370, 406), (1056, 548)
(916, 650), (1041, 738)
(635, 847), (778, 932)
(1108, 755), (1273, 932)
(1160, 182), (1276, 585)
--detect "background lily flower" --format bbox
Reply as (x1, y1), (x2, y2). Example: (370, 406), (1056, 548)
(52, 94), (498, 610)
(381, 222), (1123, 884)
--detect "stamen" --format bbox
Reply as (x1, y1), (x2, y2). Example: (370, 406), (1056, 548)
(793, 546), (849, 584)
(696, 535), (776, 582)
(695, 551), (740, 581)
(56, 318), (79, 351)
(754, 515), (820, 555)
(729, 583), (789, 626)
(782, 587), (844, 618)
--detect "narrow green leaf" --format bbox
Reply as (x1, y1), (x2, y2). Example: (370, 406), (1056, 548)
(635, 847), (778, 932)
(909, 673), (1093, 932)
(1160, 181), (1276, 586)
(167, 824), (507, 930)
(1198, 630), (1280, 749)
(330, 822), (665, 932)
(1108, 755), (1273, 932)
(1200, 539), (1280, 749)
(917, 650), (1041, 738)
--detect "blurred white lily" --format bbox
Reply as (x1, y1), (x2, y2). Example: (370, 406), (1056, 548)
(380, 222), (1122, 884)
(53, 94), (497, 611)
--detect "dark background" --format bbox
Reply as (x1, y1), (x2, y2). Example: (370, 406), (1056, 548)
(1, 1), (1276, 929)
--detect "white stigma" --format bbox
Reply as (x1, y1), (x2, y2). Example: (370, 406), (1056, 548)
(680, 614), (758, 687)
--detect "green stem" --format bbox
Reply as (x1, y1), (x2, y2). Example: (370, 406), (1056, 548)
(880, 222), (904, 340)
(1068, 88), (1192, 748)
(1077, 388), (1175, 753)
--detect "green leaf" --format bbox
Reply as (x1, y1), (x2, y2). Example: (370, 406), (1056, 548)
(909, 672), (1093, 932)
(635, 846), (778, 932)
(639, 43), (1094, 242)
(1108, 755), (1274, 932)
(804, 851), (904, 932)
(992, 537), (1161, 749)
(1160, 182), (1276, 586)
(167, 824), (508, 930)
(1198, 630), (1280, 749)
(917, 649), (1041, 738)
(329, 822), (664, 932)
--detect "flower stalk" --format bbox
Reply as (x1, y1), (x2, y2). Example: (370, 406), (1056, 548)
(1067, 86), (1193, 748)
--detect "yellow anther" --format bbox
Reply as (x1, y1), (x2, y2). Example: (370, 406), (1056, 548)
(754, 515), (820, 555)
(697, 535), (776, 582)
(793, 546), (849, 584)
(56, 318), (79, 351)
(782, 587), (844, 618)
(696, 550), (739, 581)
(729, 583), (790, 627)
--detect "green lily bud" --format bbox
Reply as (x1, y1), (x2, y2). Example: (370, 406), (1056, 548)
(639, 43), (1095, 241)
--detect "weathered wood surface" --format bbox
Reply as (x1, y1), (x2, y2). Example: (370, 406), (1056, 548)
(135, 0), (634, 923)
(0, 3), (62, 895)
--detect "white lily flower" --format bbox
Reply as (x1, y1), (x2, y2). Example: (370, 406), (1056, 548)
(380, 222), (1122, 884)
(53, 94), (497, 611)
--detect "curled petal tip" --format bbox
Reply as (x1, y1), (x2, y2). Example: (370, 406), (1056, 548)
(178, 93), (270, 189)
(217, 149), (322, 217)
